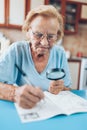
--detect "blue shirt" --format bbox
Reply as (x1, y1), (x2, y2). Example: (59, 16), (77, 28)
(0, 41), (72, 91)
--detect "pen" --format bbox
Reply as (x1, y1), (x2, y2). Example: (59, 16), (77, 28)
(15, 64), (32, 85)
(15, 64), (45, 103)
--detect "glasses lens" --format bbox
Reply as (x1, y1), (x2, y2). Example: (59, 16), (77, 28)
(33, 32), (43, 39)
(47, 34), (57, 41)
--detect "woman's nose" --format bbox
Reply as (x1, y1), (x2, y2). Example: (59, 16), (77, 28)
(40, 36), (49, 46)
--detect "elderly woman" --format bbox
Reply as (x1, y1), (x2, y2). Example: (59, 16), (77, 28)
(0, 5), (72, 109)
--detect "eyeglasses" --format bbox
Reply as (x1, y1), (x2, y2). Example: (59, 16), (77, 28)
(31, 29), (57, 42)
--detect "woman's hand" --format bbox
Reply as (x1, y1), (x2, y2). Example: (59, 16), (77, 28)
(49, 80), (70, 94)
(14, 85), (44, 109)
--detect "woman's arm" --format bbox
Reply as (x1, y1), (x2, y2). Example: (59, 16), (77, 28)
(0, 82), (44, 109)
(0, 82), (17, 101)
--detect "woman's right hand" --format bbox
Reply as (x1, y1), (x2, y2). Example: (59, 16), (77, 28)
(14, 85), (44, 109)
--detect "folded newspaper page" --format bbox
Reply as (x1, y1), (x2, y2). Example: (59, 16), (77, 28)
(15, 91), (87, 123)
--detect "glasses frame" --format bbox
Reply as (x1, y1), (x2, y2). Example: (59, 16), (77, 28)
(31, 29), (58, 42)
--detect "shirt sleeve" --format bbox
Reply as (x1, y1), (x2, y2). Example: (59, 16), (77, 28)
(0, 43), (17, 84)
(60, 48), (72, 87)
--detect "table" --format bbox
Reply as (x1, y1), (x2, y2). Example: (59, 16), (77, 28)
(0, 90), (87, 130)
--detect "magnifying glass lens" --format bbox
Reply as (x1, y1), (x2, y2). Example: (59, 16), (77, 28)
(46, 68), (65, 80)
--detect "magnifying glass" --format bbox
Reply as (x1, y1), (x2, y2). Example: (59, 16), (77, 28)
(46, 68), (66, 80)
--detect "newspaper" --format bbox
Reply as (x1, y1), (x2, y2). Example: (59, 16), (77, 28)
(15, 91), (87, 123)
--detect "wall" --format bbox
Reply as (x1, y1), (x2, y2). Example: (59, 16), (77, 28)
(0, 28), (26, 43)
(63, 23), (87, 57)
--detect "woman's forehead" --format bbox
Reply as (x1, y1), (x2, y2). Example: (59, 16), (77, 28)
(30, 16), (59, 32)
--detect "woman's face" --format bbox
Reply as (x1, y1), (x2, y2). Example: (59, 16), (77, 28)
(28, 16), (59, 57)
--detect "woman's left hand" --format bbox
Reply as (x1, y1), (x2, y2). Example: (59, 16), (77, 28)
(49, 80), (70, 94)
